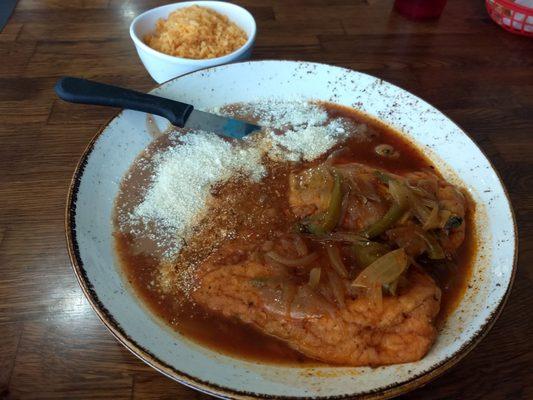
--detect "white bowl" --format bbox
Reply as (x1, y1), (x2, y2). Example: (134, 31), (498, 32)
(67, 61), (517, 399)
(129, 1), (256, 83)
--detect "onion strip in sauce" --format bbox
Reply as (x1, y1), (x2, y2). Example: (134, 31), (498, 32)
(308, 267), (321, 288)
(265, 251), (319, 267)
(293, 234), (309, 256)
(353, 248), (409, 290)
(326, 268), (346, 307)
(304, 172), (343, 235)
(422, 203), (440, 230)
(326, 246), (349, 278)
(416, 231), (445, 260)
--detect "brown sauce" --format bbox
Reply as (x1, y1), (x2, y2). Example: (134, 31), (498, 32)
(115, 102), (476, 365)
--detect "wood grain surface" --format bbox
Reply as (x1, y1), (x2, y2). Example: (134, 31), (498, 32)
(1, 0), (532, 399)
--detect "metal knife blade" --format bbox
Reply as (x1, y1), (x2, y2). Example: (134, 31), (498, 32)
(183, 109), (262, 139)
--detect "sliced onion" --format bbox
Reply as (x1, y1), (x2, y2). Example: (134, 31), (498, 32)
(407, 184), (433, 199)
(415, 178), (439, 197)
(290, 285), (335, 319)
(420, 197), (438, 208)
(280, 237), (294, 252)
(326, 246), (349, 278)
(339, 188), (352, 226)
(318, 276), (335, 304)
(325, 147), (352, 165)
(412, 202), (429, 224)
(367, 282), (383, 312)
(326, 268), (346, 308)
(278, 234), (308, 256)
(398, 210), (412, 225)
(384, 279), (399, 296)
(438, 209), (452, 228)
(389, 178), (444, 230)
(259, 278), (292, 317)
(422, 203), (440, 230)
(264, 254), (286, 270)
(388, 179), (413, 209)
(293, 234), (308, 256)
(265, 251), (318, 267)
(308, 267), (321, 289)
(375, 144), (399, 159)
(352, 248), (409, 289)
(348, 176), (380, 204)
(282, 280), (297, 307)
(344, 278), (359, 298)
(415, 231), (445, 260)
(399, 182), (442, 230)
(345, 174), (362, 194)
(334, 163), (362, 175)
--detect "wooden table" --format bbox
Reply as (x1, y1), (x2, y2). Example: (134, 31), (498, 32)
(1, 0), (532, 398)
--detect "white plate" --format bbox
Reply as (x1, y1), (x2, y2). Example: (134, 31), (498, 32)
(66, 60), (517, 399)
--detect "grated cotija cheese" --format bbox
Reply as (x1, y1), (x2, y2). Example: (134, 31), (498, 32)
(214, 100), (356, 162)
(129, 131), (265, 257)
(267, 119), (350, 162)
(219, 100), (331, 129)
(127, 100), (362, 259)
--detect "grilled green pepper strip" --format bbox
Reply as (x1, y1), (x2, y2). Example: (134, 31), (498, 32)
(362, 175), (410, 239)
(363, 200), (409, 239)
(305, 173), (343, 235)
(352, 241), (391, 268)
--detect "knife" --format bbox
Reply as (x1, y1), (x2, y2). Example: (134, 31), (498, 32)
(54, 77), (261, 139)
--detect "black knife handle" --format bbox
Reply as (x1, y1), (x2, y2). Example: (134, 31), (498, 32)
(54, 77), (194, 127)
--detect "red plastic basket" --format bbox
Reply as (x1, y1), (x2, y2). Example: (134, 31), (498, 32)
(486, 0), (533, 36)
